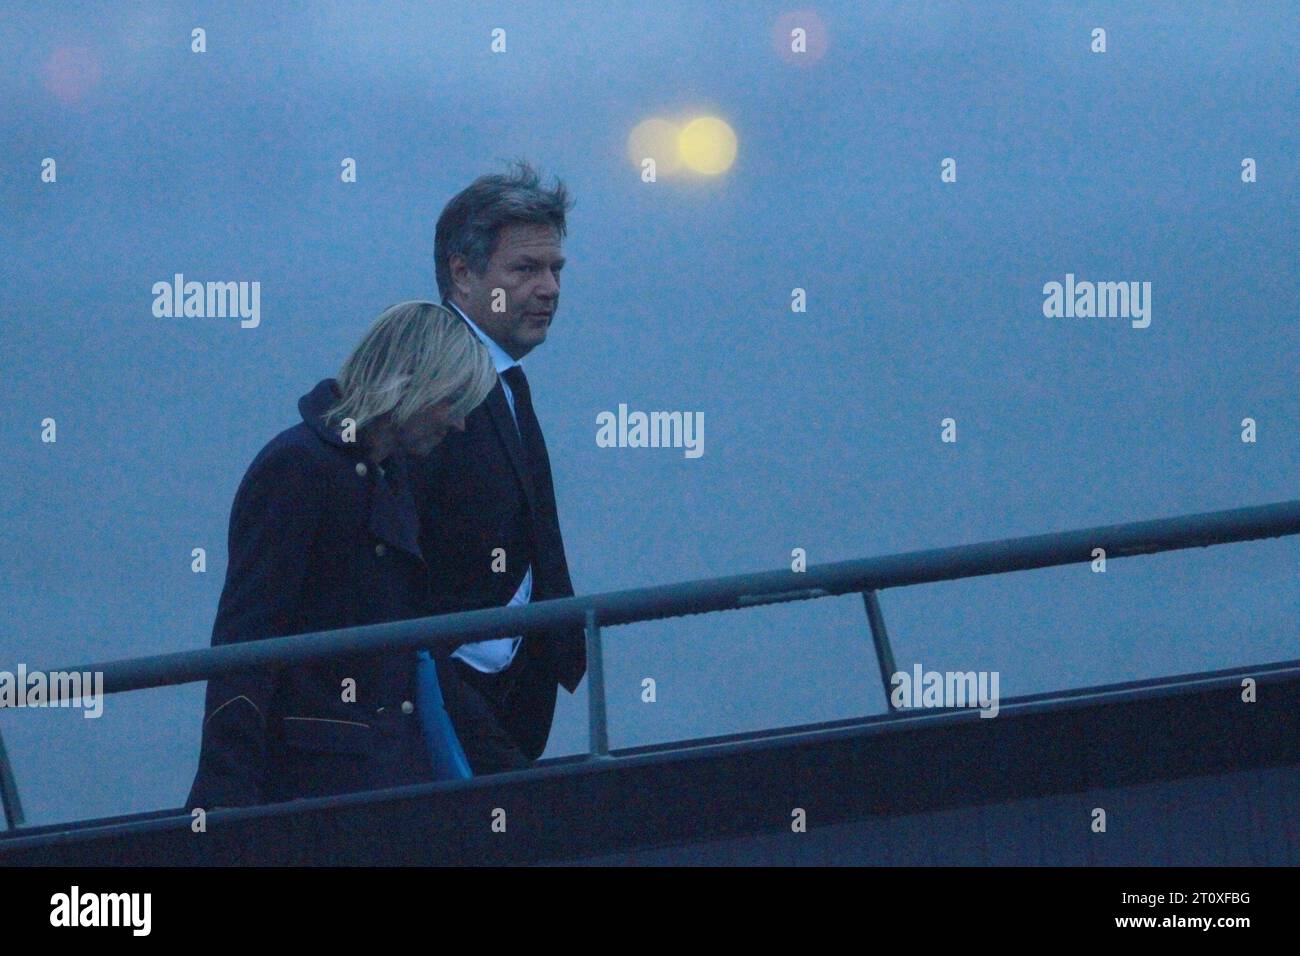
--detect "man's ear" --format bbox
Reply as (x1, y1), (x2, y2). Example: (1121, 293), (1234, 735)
(448, 254), (474, 300)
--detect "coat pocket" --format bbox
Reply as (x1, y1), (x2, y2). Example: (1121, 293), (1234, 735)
(281, 716), (375, 755)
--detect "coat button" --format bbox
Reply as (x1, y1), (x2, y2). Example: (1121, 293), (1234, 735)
(374, 543), (386, 557)
(401, 700), (414, 714)
(355, 462), (368, 477)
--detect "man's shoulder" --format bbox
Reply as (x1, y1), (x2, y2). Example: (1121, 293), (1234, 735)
(407, 401), (502, 496)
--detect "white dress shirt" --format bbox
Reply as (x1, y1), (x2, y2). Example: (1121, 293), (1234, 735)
(445, 300), (531, 673)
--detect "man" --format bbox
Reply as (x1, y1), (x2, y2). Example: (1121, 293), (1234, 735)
(187, 302), (496, 808)
(415, 161), (585, 774)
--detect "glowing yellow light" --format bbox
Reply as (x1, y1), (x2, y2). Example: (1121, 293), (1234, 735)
(677, 117), (737, 175)
(627, 118), (684, 175)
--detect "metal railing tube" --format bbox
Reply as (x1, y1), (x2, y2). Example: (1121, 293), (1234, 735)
(4, 498), (1298, 706)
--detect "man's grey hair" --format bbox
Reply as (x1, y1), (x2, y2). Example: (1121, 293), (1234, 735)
(434, 160), (573, 299)
(325, 301), (496, 434)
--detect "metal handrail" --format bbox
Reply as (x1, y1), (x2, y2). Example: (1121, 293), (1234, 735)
(3, 497), (1299, 827)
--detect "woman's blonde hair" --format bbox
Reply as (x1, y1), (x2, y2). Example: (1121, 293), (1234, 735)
(325, 301), (496, 434)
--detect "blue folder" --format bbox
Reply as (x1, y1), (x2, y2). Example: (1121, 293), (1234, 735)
(414, 650), (474, 780)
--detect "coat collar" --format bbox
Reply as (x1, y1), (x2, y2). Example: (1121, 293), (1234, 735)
(298, 378), (355, 451)
(298, 378), (424, 562)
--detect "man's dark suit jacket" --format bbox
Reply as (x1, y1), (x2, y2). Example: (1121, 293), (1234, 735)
(410, 301), (585, 761)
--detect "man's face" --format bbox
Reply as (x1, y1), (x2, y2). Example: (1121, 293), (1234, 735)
(449, 222), (565, 361)
(395, 398), (466, 458)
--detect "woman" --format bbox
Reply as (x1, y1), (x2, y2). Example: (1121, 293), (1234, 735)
(186, 301), (495, 809)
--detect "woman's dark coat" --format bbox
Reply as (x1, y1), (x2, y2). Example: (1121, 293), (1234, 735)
(186, 379), (438, 809)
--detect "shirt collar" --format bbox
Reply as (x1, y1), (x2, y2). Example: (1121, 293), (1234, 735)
(445, 299), (520, 375)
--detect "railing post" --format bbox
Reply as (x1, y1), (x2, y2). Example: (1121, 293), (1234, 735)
(584, 608), (610, 758)
(862, 590), (900, 712)
(0, 726), (24, 829)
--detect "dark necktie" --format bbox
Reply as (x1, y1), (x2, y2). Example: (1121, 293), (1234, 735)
(500, 365), (585, 683)
(500, 365), (555, 508)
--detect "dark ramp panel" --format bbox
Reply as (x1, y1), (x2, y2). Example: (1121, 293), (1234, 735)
(1, 660), (1295, 866)
(564, 765), (1300, 865)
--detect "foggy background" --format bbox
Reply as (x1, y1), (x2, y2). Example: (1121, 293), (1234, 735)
(1, 0), (1296, 827)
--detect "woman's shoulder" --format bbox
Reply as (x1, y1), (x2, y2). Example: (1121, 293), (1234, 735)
(240, 423), (335, 491)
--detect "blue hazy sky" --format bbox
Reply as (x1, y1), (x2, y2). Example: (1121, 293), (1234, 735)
(1, 1), (1296, 828)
